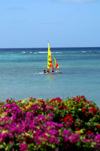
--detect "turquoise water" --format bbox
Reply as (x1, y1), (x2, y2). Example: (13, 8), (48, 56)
(0, 48), (100, 107)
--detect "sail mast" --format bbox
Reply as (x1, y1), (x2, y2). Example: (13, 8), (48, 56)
(47, 42), (53, 69)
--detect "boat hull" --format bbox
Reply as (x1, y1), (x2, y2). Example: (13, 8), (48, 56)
(44, 71), (62, 74)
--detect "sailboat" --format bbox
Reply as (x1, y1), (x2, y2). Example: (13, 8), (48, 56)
(45, 42), (62, 74)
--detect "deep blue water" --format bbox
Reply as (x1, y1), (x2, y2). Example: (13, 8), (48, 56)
(0, 47), (100, 107)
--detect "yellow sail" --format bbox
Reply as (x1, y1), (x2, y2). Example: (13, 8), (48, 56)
(53, 56), (59, 69)
(47, 42), (53, 69)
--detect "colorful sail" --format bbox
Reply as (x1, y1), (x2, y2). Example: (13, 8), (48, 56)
(53, 56), (59, 69)
(47, 42), (53, 69)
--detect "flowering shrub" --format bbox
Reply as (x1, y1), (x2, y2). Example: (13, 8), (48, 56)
(0, 96), (100, 150)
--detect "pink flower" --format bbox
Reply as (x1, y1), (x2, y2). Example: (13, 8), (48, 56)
(19, 143), (27, 151)
(49, 137), (55, 143)
(94, 134), (100, 149)
(82, 138), (91, 142)
(69, 133), (81, 144)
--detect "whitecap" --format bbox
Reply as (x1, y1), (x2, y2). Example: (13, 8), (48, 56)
(38, 51), (48, 54)
(82, 51), (87, 53)
(52, 52), (62, 54)
(39, 72), (44, 74)
(22, 51), (26, 54)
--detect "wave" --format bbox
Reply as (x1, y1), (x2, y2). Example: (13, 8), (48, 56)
(37, 51), (62, 54)
(52, 52), (62, 54)
(82, 51), (87, 53)
(39, 72), (44, 74)
(22, 51), (26, 54)
(20, 50), (100, 55)
(38, 51), (48, 54)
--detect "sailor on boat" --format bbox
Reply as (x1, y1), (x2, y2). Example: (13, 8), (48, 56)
(46, 69), (50, 73)
(43, 42), (61, 74)
(51, 68), (54, 72)
(43, 70), (46, 73)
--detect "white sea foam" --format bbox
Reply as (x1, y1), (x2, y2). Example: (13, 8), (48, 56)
(39, 72), (44, 74)
(52, 52), (62, 54)
(38, 51), (62, 54)
(38, 51), (48, 54)
(22, 51), (26, 54)
(82, 51), (87, 53)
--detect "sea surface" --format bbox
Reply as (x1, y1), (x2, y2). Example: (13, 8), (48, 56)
(0, 47), (100, 107)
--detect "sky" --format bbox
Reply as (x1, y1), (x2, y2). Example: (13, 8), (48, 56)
(0, 0), (100, 48)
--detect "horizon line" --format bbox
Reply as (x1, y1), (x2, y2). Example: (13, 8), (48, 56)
(0, 46), (100, 49)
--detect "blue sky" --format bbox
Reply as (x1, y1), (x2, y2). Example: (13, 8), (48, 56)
(0, 0), (100, 48)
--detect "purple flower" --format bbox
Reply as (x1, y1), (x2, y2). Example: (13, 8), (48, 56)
(65, 122), (72, 127)
(57, 123), (63, 128)
(94, 134), (100, 143)
(49, 129), (59, 135)
(49, 137), (55, 143)
(62, 129), (71, 137)
(88, 132), (95, 138)
(47, 112), (53, 120)
(55, 139), (60, 144)
(31, 105), (38, 110)
(36, 141), (40, 146)
(82, 138), (91, 142)
(40, 125), (44, 129)
(94, 134), (100, 150)
(69, 133), (81, 144)
(9, 133), (14, 139)
(41, 103), (46, 109)
(46, 106), (54, 110)
(26, 112), (33, 119)
(63, 136), (69, 142)
(19, 143), (27, 151)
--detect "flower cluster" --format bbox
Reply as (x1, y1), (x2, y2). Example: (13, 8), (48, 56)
(0, 96), (100, 150)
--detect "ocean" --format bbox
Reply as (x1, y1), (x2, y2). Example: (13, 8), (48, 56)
(0, 47), (100, 107)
